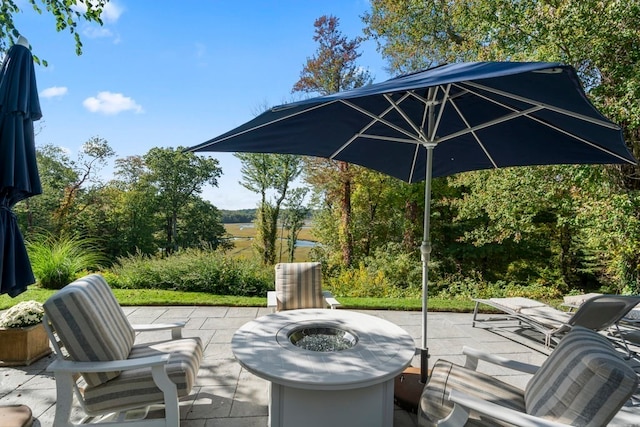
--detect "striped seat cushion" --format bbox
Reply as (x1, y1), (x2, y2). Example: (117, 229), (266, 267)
(275, 262), (324, 311)
(83, 337), (203, 414)
(525, 326), (638, 426)
(418, 360), (525, 427)
(43, 274), (136, 387)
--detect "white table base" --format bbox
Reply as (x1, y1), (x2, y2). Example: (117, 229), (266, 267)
(269, 379), (395, 427)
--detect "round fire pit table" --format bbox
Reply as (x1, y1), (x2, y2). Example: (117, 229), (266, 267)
(231, 309), (415, 427)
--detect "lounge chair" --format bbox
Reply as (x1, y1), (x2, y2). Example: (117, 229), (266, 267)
(418, 326), (638, 426)
(472, 294), (640, 349)
(43, 274), (203, 426)
(267, 262), (340, 311)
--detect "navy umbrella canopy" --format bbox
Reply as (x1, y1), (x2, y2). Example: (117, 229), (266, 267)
(189, 62), (636, 378)
(0, 37), (42, 297)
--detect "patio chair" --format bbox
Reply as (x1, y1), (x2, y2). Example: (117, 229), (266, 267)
(267, 262), (340, 311)
(472, 294), (640, 350)
(418, 326), (638, 427)
(43, 273), (203, 427)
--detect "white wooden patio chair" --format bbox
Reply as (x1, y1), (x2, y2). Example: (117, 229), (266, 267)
(267, 262), (340, 311)
(418, 326), (638, 426)
(43, 274), (203, 427)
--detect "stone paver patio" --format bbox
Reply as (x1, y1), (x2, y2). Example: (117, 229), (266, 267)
(1, 306), (638, 426)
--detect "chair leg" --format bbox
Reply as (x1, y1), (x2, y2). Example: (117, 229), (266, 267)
(150, 365), (180, 427)
(53, 373), (76, 427)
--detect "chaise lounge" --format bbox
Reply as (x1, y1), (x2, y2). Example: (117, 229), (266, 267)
(472, 294), (640, 350)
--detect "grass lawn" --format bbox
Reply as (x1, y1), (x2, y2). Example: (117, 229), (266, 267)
(0, 286), (483, 312)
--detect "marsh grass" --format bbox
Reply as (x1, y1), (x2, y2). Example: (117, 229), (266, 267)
(224, 224), (313, 262)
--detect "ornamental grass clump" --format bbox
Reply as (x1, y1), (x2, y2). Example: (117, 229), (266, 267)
(0, 300), (45, 328)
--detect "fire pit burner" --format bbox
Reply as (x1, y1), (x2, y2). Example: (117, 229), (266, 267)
(289, 327), (357, 352)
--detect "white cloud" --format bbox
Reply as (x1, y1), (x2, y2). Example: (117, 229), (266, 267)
(101, 2), (124, 24)
(40, 86), (68, 99)
(83, 91), (143, 115)
(83, 26), (113, 39)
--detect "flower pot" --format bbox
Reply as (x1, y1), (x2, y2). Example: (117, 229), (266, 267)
(0, 323), (51, 366)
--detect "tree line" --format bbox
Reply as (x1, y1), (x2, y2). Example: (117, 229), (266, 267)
(238, 7), (640, 297)
(5, 1), (640, 297)
(14, 140), (229, 263)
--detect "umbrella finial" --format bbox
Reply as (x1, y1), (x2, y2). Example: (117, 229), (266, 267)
(16, 36), (29, 48)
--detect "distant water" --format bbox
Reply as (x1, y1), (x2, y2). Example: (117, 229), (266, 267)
(232, 224), (316, 247)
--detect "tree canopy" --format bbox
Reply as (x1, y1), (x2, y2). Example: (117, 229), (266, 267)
(1, 0), (107, 61)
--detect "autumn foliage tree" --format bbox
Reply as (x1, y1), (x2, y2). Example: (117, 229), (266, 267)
(293, 15), (372, 267)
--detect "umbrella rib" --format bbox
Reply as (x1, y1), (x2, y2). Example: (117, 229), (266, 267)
(383, 93), (428, 142)
(525, 114), (637, 164)
(330, 95), (428, 158)
(436, 106), (545, 143)
(195, 101), (339, 149)
(461, 81), (621, 130)
(338, 97), (422, 143)
(447, 97), (499, 169)
(449, 82), (634, 164)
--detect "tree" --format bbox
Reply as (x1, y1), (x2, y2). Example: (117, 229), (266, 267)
(53, 136), (114, 235)
(293, 15), (372, 267)
(280, 187), (310, 263)
(1, 0), (107, 60)
(14, 144), (76, 236)
(236, 153), (303, 265)
(143, 147), (222, 253)
(363, 0), (640, 290)
(177, 198), (230, 251)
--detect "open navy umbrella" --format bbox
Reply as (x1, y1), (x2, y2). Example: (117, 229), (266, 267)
(0, 36), (42, 297)
(188, 62), (636, 380)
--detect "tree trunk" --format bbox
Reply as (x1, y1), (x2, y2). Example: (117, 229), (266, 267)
(403, 199), (419, 252)
(339, 161), (353, 266)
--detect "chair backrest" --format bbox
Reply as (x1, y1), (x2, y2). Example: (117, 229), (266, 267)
(275, 262), (324, 311)
(568, 294), (640, 330)
(525, 326), (638, 426)
(43, 274), (135, 387)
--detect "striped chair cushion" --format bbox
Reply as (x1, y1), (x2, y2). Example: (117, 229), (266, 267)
(275, 262), (324, 311)
(43, 274), (135, 387)
(525, 326), (638, 426)
(418, 360), (525, 427)
(83, 337), (203, 414)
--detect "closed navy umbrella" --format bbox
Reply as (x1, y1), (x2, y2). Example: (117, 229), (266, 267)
(189, 62), (636, 380)
(0, 36), (42, 297)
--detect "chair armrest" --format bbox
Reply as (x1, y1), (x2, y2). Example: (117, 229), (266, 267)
(462, 346), (539, 374)
(447, 389), (571, 427)
(47, 354), (170, 373)
(322, 291), (341, 309)
(133, 322), (185, 339)
(267, 291), (277, 310)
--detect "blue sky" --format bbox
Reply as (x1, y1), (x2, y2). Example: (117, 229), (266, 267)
(12, 0), (391, 210)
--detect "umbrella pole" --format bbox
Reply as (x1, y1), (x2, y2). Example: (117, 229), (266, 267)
(420, 143), (435, 384)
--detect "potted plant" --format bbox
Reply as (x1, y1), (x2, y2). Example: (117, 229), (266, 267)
(0, 301), (51, 366)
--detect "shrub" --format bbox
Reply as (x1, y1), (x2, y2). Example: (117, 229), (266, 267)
(108, 248), (272, 296)
(27, 233), (106, 289)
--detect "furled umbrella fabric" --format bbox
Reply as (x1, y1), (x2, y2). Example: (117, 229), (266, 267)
(188, 62), (636, 379)
(0, 38), (42, 297)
